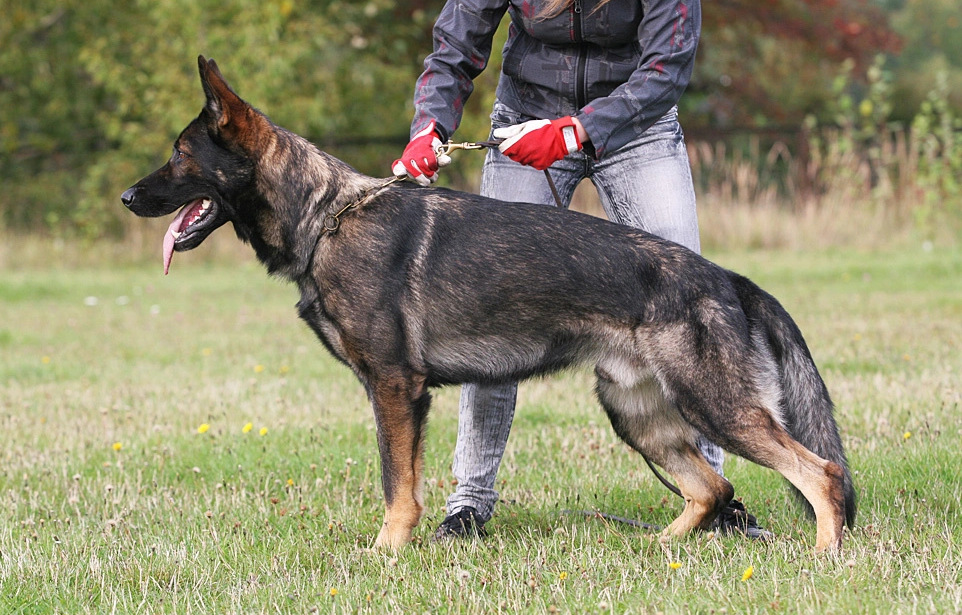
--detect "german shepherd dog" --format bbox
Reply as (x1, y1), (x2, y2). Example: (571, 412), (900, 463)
(122, 57), (856, 551)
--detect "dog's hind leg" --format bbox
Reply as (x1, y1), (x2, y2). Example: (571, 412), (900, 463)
(368, 372), (431, 549)
(658, 447), (734, 536)
(595, 370), (734, 536)
(664, 364), (847, 551)
(706, 407), (848, 552)
(645, 309), (848, 551)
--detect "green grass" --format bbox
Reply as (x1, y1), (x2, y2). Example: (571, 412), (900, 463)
(1, 244), (961, 613)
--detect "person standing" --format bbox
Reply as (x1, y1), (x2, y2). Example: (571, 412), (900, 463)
(393, 0), (769, 541)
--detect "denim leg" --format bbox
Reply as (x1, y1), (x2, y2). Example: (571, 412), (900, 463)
(448, 146), (584, 521)
(589, 107), (701, 253)
(589, 108), (724, 476)
(447, 382), (518, 521)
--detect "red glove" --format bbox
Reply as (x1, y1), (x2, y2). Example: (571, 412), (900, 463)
(392, 120), (451, 186)
(493, 116), (582, 170)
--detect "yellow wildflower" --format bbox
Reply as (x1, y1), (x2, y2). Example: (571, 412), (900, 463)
(329, 588), (338, 597)
(112, 442), (123, 451)
(259, 427), (268, 436)
(669, 562), (682, 570)
(198, 423), (210, 434)
(242, 422), (253, 434)
(254, 364), (264, 373)
(559, 571), (568, 580)
(903, 431), (912, 441)
(741, 566), (754, 582)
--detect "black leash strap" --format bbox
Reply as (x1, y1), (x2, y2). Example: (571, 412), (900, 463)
(543, 168), (563, 208)
(561, 509), (662, 531)
(643, 455), (684, 499)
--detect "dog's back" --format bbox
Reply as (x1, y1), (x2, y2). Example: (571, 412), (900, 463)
(359, 186), (733, 379)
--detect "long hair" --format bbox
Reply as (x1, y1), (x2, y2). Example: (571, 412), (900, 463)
(537, 0), (613, 20)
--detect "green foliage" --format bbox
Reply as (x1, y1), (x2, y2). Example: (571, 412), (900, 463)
(691, 0), (901, 126)
(889, 0), (962, 119)
(1, 0), (445, 238)
(2, 0), (959, 239)
(801, 55), (962, 236)
(826, 56), (894, 143)
(910, 72), (962, 228)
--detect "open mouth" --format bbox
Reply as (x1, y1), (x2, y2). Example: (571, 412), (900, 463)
(162, 197), (217, 275)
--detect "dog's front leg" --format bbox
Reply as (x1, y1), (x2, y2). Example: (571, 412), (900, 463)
(369, 373), (431, 549)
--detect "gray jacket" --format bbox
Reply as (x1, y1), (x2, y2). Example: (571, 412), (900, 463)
(410, 0), (700, 159)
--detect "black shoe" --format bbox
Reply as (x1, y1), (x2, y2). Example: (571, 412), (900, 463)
(711, 500), (773, 541)
(432, 507), (487, 541)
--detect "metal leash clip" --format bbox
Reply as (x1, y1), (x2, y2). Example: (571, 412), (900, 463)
(434, 140), (503, 158)
(433, 138), (564, 208)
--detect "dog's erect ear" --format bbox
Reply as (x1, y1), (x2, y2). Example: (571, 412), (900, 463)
(197, 55), (247, 129)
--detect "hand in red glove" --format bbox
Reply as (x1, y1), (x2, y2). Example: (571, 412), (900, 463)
(493, 116), (582, 170)
(391, 120), (451, 186)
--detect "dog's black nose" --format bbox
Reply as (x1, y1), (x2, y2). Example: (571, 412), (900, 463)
(121, 187), (137, 208)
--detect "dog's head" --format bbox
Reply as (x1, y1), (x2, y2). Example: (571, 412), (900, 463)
(121, 56), (265, 274)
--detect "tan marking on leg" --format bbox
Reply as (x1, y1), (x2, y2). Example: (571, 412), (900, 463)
(370, 376), (429, 549)
(373, 424), (424, 548)
(376, 499), (422, 549)
(411, 416), (428, 515)
(738, 421), (846, 552)
(656, 445), (735, 537)
(772, 445), (846, 552)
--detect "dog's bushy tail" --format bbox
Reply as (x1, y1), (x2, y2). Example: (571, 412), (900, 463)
(732, 274), (857, 528)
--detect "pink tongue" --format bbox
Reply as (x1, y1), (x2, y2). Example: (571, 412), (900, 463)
(162, 203), (195, 275)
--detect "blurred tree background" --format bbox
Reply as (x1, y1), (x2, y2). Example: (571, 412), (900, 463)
(1, 0), (960, 240)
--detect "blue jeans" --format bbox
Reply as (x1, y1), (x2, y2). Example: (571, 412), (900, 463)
(446, 102), (725, 522)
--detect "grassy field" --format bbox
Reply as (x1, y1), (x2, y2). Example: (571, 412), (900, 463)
(1, 241), (960, 614)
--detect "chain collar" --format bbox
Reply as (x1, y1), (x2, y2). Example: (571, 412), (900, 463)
(320, 175), (404, 236)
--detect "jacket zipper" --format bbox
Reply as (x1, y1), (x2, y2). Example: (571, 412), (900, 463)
(573, 0), (587, 110)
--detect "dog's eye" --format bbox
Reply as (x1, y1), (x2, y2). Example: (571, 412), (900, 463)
(173, 148), (189, 162)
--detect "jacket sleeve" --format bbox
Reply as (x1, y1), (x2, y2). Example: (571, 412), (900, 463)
(575, 0), (701, 159)
(410, 0), (510, 142)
